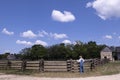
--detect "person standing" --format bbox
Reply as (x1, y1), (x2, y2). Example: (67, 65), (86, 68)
(77, 56), (85, 73)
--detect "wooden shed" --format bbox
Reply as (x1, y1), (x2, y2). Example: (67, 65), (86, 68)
(100, 47), (113, 60)
(7, 54), (16, 60)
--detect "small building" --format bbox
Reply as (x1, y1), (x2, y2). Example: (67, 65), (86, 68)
(101, 47), (120, 61)
(7, 54), (16, 60)
(100, 47), (113, 60)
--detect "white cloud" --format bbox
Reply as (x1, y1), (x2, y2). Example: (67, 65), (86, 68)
(86, 0), (120, 20)
(21, 30), (37, 38)
(118, 36), (120, 39)
(86, 2), (93, 8)
(38, 31), (69, 40)
(20, 30), (69, 40)
(104, 35), (112, 39)
(52, 10), (75, 22)
(62, 40), (72, 44)
(35, 40), (48, 46)
(4, 50), (11, 53)
(50, 33), (68, 39)
(16, 39), (47, 46)
(38, 30), (48, 37)
(16, 40), (33, 46)
(2, 28), (14, 35)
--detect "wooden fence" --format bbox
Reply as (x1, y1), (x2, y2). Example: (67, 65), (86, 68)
(0, 59), (109, 72)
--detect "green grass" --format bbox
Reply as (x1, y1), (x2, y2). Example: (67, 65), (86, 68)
(0, 61), (120, 78)
(98, 61), (120, 75)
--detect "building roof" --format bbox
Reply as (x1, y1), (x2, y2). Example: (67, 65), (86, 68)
(109, 46), (116, 52)
(101, 47), (112, 52)
(101, 46), (120, 53)
(7, 54), (16, 60)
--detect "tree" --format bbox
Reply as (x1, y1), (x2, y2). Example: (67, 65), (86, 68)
(30, 45), (47, 60)
(18, 41), (107, 60)
(47, 44), (66, 60)
(19, 48), (31, 60)
(46, 43), (73, 60)
(72, 43), (81, 59)
(86, 41), (103, 58)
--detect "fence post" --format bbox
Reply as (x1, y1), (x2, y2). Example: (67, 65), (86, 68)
(39, 60), (41, 72)
(7, 60), (11, 70)
(66, 60), (69, 72)
(90, 59), (94, 71)
(67, 59), (72, 72)
(22, 60), (26, 71)
(39, 59), (44, 72)
(71, 59), (75, 72)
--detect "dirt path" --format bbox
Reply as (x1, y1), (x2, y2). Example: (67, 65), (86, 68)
(0, 74), (120, 80)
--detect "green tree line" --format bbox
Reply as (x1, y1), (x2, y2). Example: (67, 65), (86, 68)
(0, 41), (106, 60)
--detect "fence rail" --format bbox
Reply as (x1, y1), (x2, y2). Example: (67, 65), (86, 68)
(0, 59), (109, 72)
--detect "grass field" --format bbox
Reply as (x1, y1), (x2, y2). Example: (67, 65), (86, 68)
(0, 61), (120, 78)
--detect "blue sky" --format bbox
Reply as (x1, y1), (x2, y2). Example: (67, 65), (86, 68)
(0, 0), (120, 53)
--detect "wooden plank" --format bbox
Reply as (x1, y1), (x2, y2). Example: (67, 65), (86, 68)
(26, 64), (39, 67)
(0, 62), (7, 64)
(11, 66), (21, 68)
(84, 63), (90, 66)
(0, 64), (7, 66)
(44, 61), (66, 64)
(45, 61), (66, 63)
(44, 64), (67, 66)
(44, 66), (67, 69)
(11, 61), (23, 63)
(44, 68), (67, 72)
(44, 61), (66, 66)
(27, 61), (39, 63)
(0, 66), (6, 67)
(11, 63), (22, 66)
(26, 67), (39, 70)
(11, 67), (21, 69)
(67, 65), (71, 67)
(11, 61), (22, 67)
(11, 61), (22, 69)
